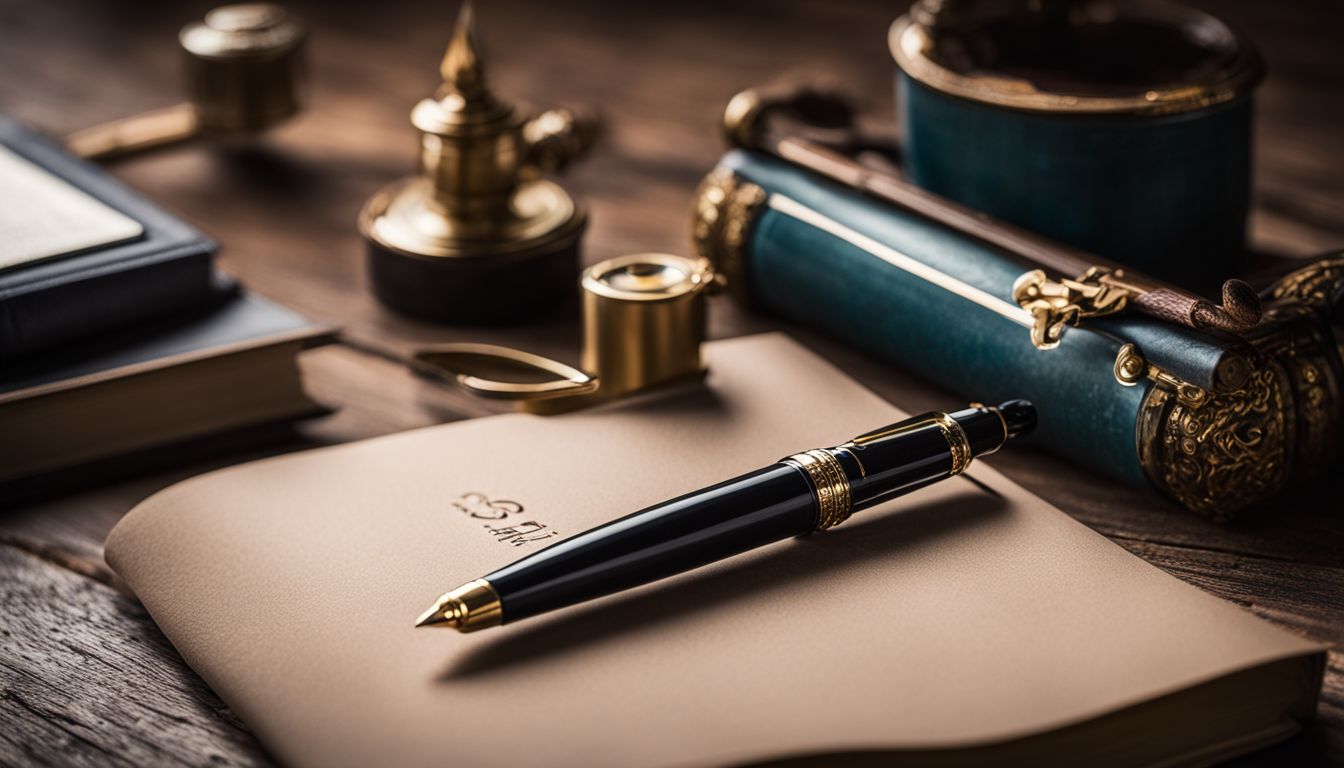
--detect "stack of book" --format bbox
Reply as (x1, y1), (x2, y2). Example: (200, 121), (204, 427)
(0, 118), (331, 501)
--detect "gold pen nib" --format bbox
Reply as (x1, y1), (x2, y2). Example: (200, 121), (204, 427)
(413, 579), (504, 632)
(415, 598), (462, 629)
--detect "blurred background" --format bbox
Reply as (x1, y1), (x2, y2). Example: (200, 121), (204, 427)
(2, 0), (1340, 363)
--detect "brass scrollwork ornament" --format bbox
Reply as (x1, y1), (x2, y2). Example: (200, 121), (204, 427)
(691, 167), (767, 307)
(1138, 367), (1288, 520)
(1265, 256), (1344, 314)
(1136, 254), (1344, 519)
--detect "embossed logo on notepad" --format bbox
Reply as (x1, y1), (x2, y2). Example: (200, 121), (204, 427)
(451, 492), (560, 547)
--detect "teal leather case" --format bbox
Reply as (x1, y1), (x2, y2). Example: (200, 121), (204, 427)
(720, 150), (1248, 488)
(900, 76), (1253, 290)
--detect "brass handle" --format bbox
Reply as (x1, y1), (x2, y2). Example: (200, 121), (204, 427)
(65, 104), (200, 162)
(411, 343), (597, 401)
(522, 107), (600, 177)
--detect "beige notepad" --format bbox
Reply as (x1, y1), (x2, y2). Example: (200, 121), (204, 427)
(106, 334), (1324, 768)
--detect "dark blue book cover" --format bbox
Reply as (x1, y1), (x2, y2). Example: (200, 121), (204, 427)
(0, 118), (220, 366)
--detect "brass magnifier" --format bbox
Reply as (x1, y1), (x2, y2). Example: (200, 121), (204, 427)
(413, 253), (715, 414)
(64, 3), (306, 161)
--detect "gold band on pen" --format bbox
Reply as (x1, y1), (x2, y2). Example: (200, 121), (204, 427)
(788, 410), (974, 532)
(784, 449), (853, 531)
(970, 402), (1008, 457)
(931, 413), (972, 475)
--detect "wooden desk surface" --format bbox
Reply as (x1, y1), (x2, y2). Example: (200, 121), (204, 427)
(2, 0), (1342, 764)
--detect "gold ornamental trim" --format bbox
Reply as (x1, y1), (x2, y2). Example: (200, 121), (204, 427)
(932, 413), (972, 475)
(690, 166), (767, 305)
(1267, 256), (1344, 311)
(889, 11), (1263, 117)
(785, 449), (853, 531)
(1136, 253), (1344, 519)
(1013, 267), (1129, 350)
(1137, 367), (1288, 521)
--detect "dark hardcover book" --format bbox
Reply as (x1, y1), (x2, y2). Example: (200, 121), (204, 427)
(0, 117), (219, 366)
(0, 289), (335, 503)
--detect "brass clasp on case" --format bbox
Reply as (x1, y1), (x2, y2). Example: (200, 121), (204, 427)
(412, 253), (715, 414)
(1114, 343), (1210, 408)
(1012, 267), (1131, 350)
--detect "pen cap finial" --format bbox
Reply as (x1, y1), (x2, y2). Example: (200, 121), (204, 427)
(996, 400), (1037, 440)
(942, 401), (1036, 457)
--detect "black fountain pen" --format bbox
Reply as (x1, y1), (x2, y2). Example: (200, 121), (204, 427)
(416, 400), (1037, 632)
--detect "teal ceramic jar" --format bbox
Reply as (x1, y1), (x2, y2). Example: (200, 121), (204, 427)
(890, 0), (1263, 291)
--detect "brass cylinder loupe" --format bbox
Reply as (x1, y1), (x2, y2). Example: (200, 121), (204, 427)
(412, 254), (714, 413)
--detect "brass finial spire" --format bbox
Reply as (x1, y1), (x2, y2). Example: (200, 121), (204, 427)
(359, 0), (596, 324)
(439, 1), (488, 102)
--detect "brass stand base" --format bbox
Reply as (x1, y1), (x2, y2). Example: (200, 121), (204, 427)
(361, 179), (587, 325)
(366, 235), (583, 325)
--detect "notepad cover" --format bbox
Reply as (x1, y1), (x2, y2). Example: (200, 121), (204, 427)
(105, 334), (1324, 768)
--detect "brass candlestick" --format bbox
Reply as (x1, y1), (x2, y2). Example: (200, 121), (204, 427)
(359, 2), (596, 324)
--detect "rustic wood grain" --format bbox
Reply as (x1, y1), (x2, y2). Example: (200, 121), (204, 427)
(0, 345), (481, 571)
(0, 545), (273, 767)
(0, 0), (1341, 764)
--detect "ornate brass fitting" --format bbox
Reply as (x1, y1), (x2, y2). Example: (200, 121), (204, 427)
(1012, 267), (1131, 349)
(359, 2), (596, 324)
(66, 4), (306, 161)
(1015, 266), (1263, 350)
(412, 253), (714, 413)
(1134, 257), (1344, 518)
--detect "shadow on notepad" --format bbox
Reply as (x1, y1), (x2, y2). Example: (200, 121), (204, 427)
(438, 477), (1006, 682)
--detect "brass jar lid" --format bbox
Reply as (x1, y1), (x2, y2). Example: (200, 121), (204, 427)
(890, 0), (1264, 115)
(179, 3), (306, 134)
(582, 253), (710, 302)
(180, 4), (304, 60)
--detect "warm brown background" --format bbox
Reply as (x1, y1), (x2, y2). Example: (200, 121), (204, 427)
(1, 0), (1341, 765)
